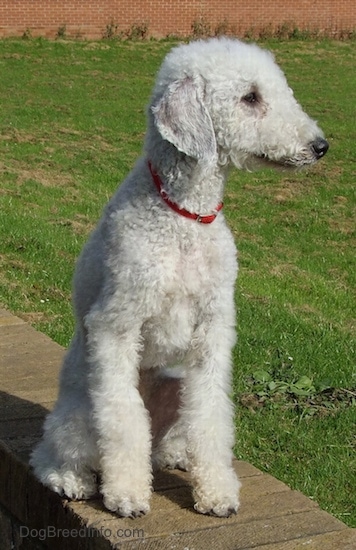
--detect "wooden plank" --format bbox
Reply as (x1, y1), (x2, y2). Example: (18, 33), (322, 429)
(249, 528), (356, 550)
(68, 507), (346, 549)
(0, 309), (25, 327)
(68, 482), (319, 543)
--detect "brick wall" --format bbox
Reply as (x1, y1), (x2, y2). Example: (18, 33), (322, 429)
(0, 0), (354, 39)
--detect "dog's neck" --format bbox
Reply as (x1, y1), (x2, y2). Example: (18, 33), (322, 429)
(148, 161), (223, 223)
(146, 138), (228, 215)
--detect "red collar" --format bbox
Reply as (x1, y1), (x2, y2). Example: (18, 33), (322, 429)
(148, 161), (223, 224)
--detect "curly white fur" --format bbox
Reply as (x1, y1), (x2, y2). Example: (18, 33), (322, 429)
(31, 37), (328, 518)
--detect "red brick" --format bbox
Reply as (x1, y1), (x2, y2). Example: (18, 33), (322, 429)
(0, 0), (354, 39)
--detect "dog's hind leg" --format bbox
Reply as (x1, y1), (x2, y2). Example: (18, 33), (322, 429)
(141, 367), (189, 471)
(152, 419), (189, 471)
(30, 330), (99, 500)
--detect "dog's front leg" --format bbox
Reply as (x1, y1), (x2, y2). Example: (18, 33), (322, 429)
(86, 316), (152, 517)
(182, 316), (241, 517)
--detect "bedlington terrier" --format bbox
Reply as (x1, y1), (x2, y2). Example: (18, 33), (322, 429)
(31, 37), (328, 518)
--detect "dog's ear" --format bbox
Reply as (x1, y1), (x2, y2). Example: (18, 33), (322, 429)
(151, 76), (217, 161)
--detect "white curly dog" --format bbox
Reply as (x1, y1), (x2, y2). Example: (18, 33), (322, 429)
(31, 37), (328, 518)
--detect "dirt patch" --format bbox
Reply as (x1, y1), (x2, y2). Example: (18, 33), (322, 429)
(0, 156), (74, 188)
(50, 213), (95, 236)
(269, 262), (300, 278)
(0, 128), (40, 144)
(329, 218), (355, 236)
(16, 166), (74, 188)
(273, 179), (307, 203)
(16, 311), (59, 325)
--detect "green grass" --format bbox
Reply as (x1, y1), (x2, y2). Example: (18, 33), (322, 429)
(0, 38), (355, 526)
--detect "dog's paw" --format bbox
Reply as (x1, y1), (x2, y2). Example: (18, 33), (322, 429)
(192, 471), (241, 517)
(153, 450), (189, 472)
(46, 469), (97, 500)
(194, 500), (239, 518)
(103, 493), (150, 518)
(152, 435), (189, 472)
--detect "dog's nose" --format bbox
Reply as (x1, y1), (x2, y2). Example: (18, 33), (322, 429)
(311, 138), (329, 158)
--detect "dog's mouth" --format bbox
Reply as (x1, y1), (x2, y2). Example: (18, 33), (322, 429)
(256, 138), (329, 170)
(255, 155), (309, 170)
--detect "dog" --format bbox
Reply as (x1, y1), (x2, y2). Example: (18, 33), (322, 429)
(31, 37), (328, 518)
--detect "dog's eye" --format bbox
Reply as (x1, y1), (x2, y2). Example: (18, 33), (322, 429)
(242, 92), (258, 104)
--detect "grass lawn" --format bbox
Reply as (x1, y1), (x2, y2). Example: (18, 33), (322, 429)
(0, 37), (355, 526)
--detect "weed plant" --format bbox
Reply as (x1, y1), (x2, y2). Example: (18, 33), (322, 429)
(0, 38), (354, 525)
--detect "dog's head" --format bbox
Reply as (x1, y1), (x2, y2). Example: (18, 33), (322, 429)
(148, 37), (328, 171)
